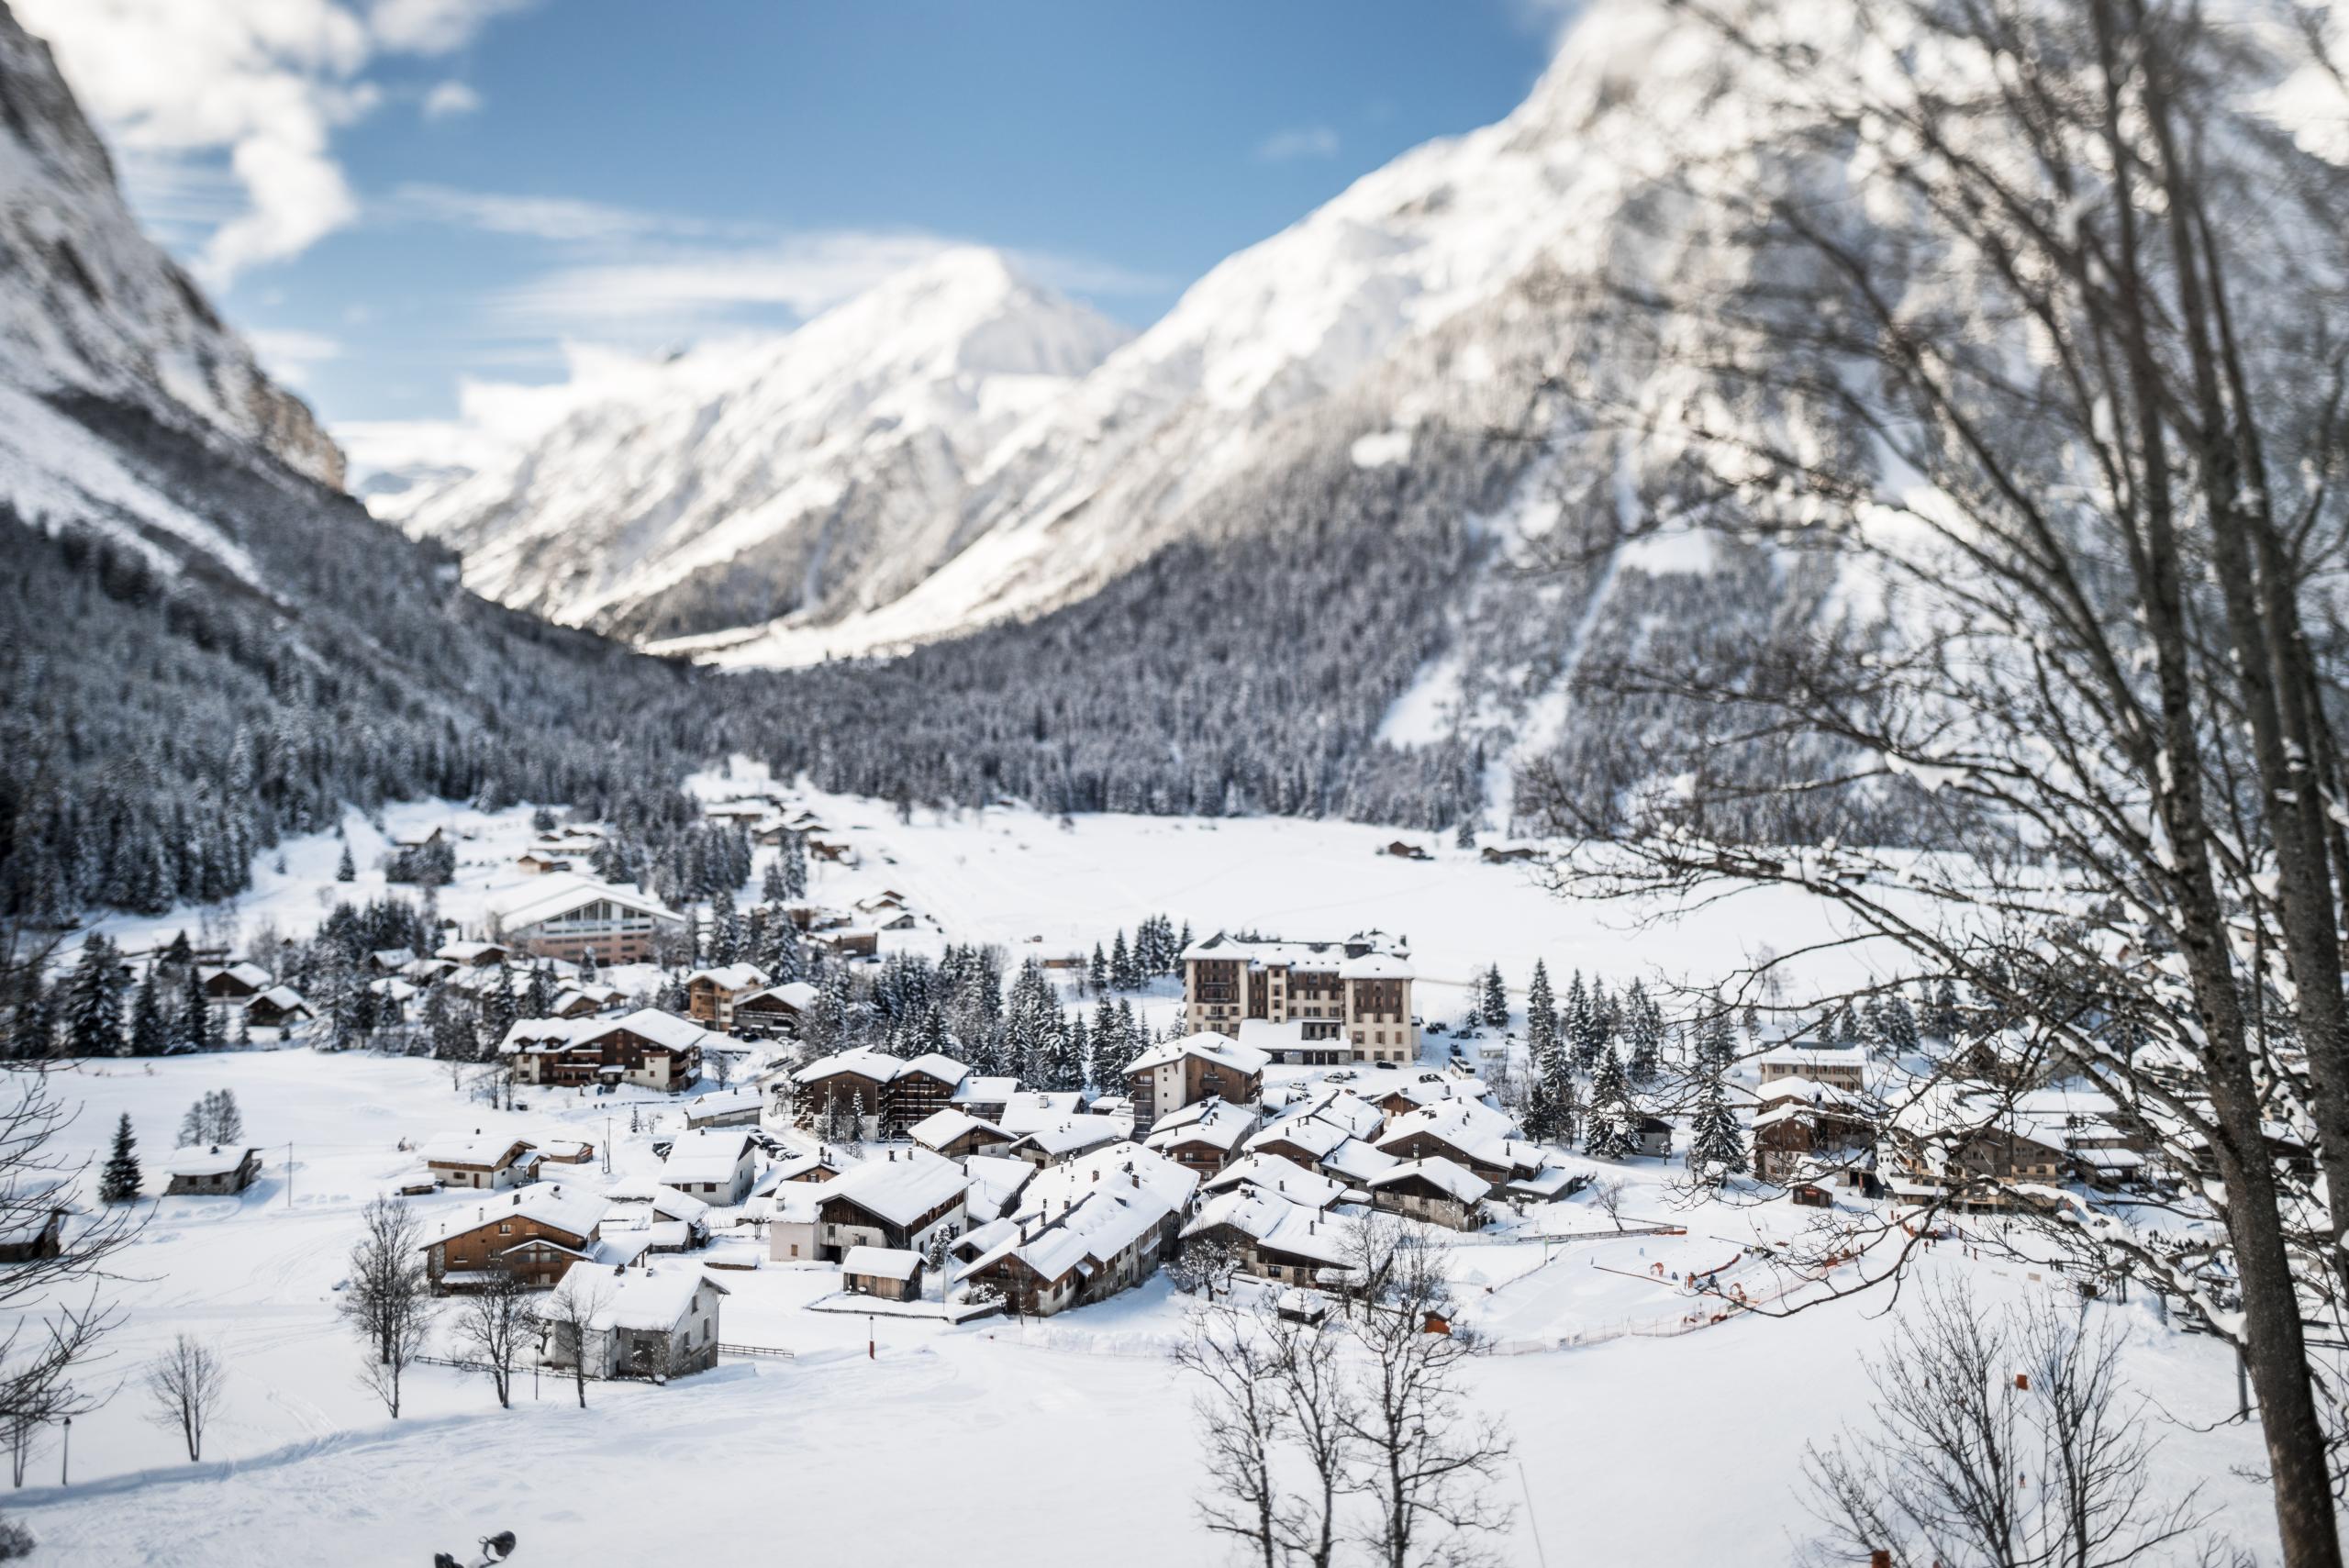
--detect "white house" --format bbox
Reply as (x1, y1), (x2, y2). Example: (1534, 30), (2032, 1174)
(659, 1129), (759, 1208)
(543, 1262), (728, 1379)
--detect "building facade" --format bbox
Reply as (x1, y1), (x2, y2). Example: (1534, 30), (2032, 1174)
(1181, 930), (1419, 1066)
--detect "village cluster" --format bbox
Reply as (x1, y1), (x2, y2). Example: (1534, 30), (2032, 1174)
(39, 789), (2201, 1406)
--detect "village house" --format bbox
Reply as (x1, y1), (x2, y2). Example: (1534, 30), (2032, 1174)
(1752, 1099), (1877, 1183)
(1882, 1089), (2072, 1211)
(368, 947), (416, 974)
(841, 1246), (926, 1302)
(1181, 929), (1419, 1066)
(1143, 1097), (1260, 1173)
(543, 1262), (727, 1379)
(1127, 1032), (1269, 1129)
(600, 1180), (712, 1253)
(814, 928), (879, 960)
(241, 986), (314, 1030)
(953, 1143), (1198, 1317)
(0, 1206), (66, 1264)
(908, 1108), (1016, 1161)
(1006, 1115), (1130, 1168)
(484, 875), (685, 964)
(549, 982), (624, 1018)
(1375, 1100), (1543, 1187)
(1755, 1042), (1869, 1095)
(1366, 1156), (1490, 1231)
(685, 1087), (766, 1129)
(764, 1184), (823, 1263)
(422, 1129), (538, 1190)
(420, 1182), (609, 1293)
(730, 981), (818, 1040)
(792, 1048), (968, 1140)
(1181, 1187), (1352, 1285)
(198, 962), (272, 1001)
(813, 1151), (968, 1261)
(435, 940), (512, 969)
(949, 1075), (1022, 1124)
(500, 1008), (718, 1093)
(161, 1144), (262, 1195)
(1200, 1153), (1358, 1212)
(684, 962), (770, 1031)
(515, 848), (573, 875)
(660, 1129), (760, 1207)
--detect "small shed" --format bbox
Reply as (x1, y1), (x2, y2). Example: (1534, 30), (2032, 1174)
(1790, 1181), (1834, 1209)
(1634, 1116), (1675, 1160)
(841, 1245), (926, 1303)
(0, 1207), (66, 1263)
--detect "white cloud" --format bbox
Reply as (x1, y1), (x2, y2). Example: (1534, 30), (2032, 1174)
(391, 182), (710, 243)
(1255, 125), (1341, 162)
(420, 79), (481, 120)
(492, 232), (964, 330)
(246, 326), (343, 385)
(368, 0), (527, 53)
(16, 0), (529, 284)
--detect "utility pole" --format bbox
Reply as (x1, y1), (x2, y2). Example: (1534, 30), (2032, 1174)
(58, 1417), (68, 1486)
(286, 1141), (294, 1208)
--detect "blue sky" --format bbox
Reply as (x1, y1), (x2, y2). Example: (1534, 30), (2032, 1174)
(27, 1), (1561, 436)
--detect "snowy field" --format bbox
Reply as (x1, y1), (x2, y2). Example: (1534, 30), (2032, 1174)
(25, 774), (2288, 1563)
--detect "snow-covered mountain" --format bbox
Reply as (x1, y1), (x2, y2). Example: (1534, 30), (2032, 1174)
(381, 2), (1723, 662)
(0, 6), (342, 513)
(384, 249), (1131, 641)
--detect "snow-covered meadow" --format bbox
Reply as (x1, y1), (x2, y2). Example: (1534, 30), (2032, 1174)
(15, 776), (2289, 1563)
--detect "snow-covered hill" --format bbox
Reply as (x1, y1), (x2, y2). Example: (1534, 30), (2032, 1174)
(0, 4), (342, 508)
(384, 248), (1131, 640)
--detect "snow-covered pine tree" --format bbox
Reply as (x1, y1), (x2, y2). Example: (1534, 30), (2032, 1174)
(99, 1112), (141, 1204)
(761, 857), (789, 906)
(180, 968), (213, 1053)
(1686, 1059), (1746, 1183)
(1583, 1045), (1638, 1160)
(335, 842), (356, 883)
(1881, 993), (1920, 1055)
(129, 968), (166, 1057)
(1108, 931), (1138, 992)
(1479, 965), (1509, 1030)
(1087, 943), (1109, 995)
(1625, 981), (1663, 1084)
(64, 938), (124, 1057)
(523, 966), (555, 1018)
(707, 889), (742, 966)
(1524, 961), (1558, 1067)
(1563, 971), (1594, 1070)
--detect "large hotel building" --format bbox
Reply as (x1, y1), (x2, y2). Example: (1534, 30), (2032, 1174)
(1180, 930), (1419, 1066)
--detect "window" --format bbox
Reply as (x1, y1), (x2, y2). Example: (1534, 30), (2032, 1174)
(497, 1221), (511, 1235)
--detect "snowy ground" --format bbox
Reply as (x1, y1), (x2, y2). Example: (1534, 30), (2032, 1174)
(24, 775), (2289, 1563)
(0, 1054), (2280, 1566)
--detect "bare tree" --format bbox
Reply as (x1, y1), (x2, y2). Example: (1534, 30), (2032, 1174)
(449, 1263), (532, 1409)
(535, 1271), (612, 1409)
(339, 1196), (435, 1418)
(141, 1334), (225, 1462)
(1587, 1176), (1630, 1231)
(1174, 1295), (1288, 1568)
(1513, 0), (2349, 1558)
(1166, 1233), (1247, 1300)
(1801, 1282), (2214, 1567)
(1270, 1300), (1357, 1568)
(1340, 1217), (1515, 1568)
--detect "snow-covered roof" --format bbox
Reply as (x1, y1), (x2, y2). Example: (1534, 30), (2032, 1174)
(577, 1008), (723, 1054)
(601, 1179), (711, 1225)
(1339, 952), (1414, 981)
(1013, 1141), (1199, 1223)
(908, 1108), (1008, 1150)
(952, 1075), (1021, 1107)
(1368, 1155), (1490, 1205)
(685, 962), (770, 991)
(1745, 1075), (1871, 1110)
(660, 1129), (755, 1187)
(486, 874), (682, 932)
(1144, 1097), (1258, 1152)
(160, 1143), (257, 1177)
(793, 1046), (913, 1086)
(1201, 1153), (1357, 1210)
(1757, 1042), (1869, 1073)
(823, 1151), (967, 1227)
(1182, 1188), (1351, 1266)
(996, 1089), (1085, 1133)
(739, 981), (818, 1011)
(1011, 1116), (1130, 1159)
(1179, 929), (1410, 971)
(1246, 1112), (1354, 1161)
(250, 985), (309, 1013)
(841, 1245), (924, 1281)
(425, 1181), (607, 1247)
(498, 1017), (584, 1054)
(899, 1051), (970, 1087)
(961, 1154), (1035, 1220)
(1128, 1031), (1271, 1078)
(435, 940), (507, 963)
(1375, 1099), (1530, 1171)
(201, 962), (270, 990)
(421, 1129), (533, 1168)
(1318, 1138), (1402, 1184)
(551, 1262), (726, 1331)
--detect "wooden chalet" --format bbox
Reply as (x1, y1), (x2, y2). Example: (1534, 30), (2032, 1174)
(420, 1183), (608, 1293)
